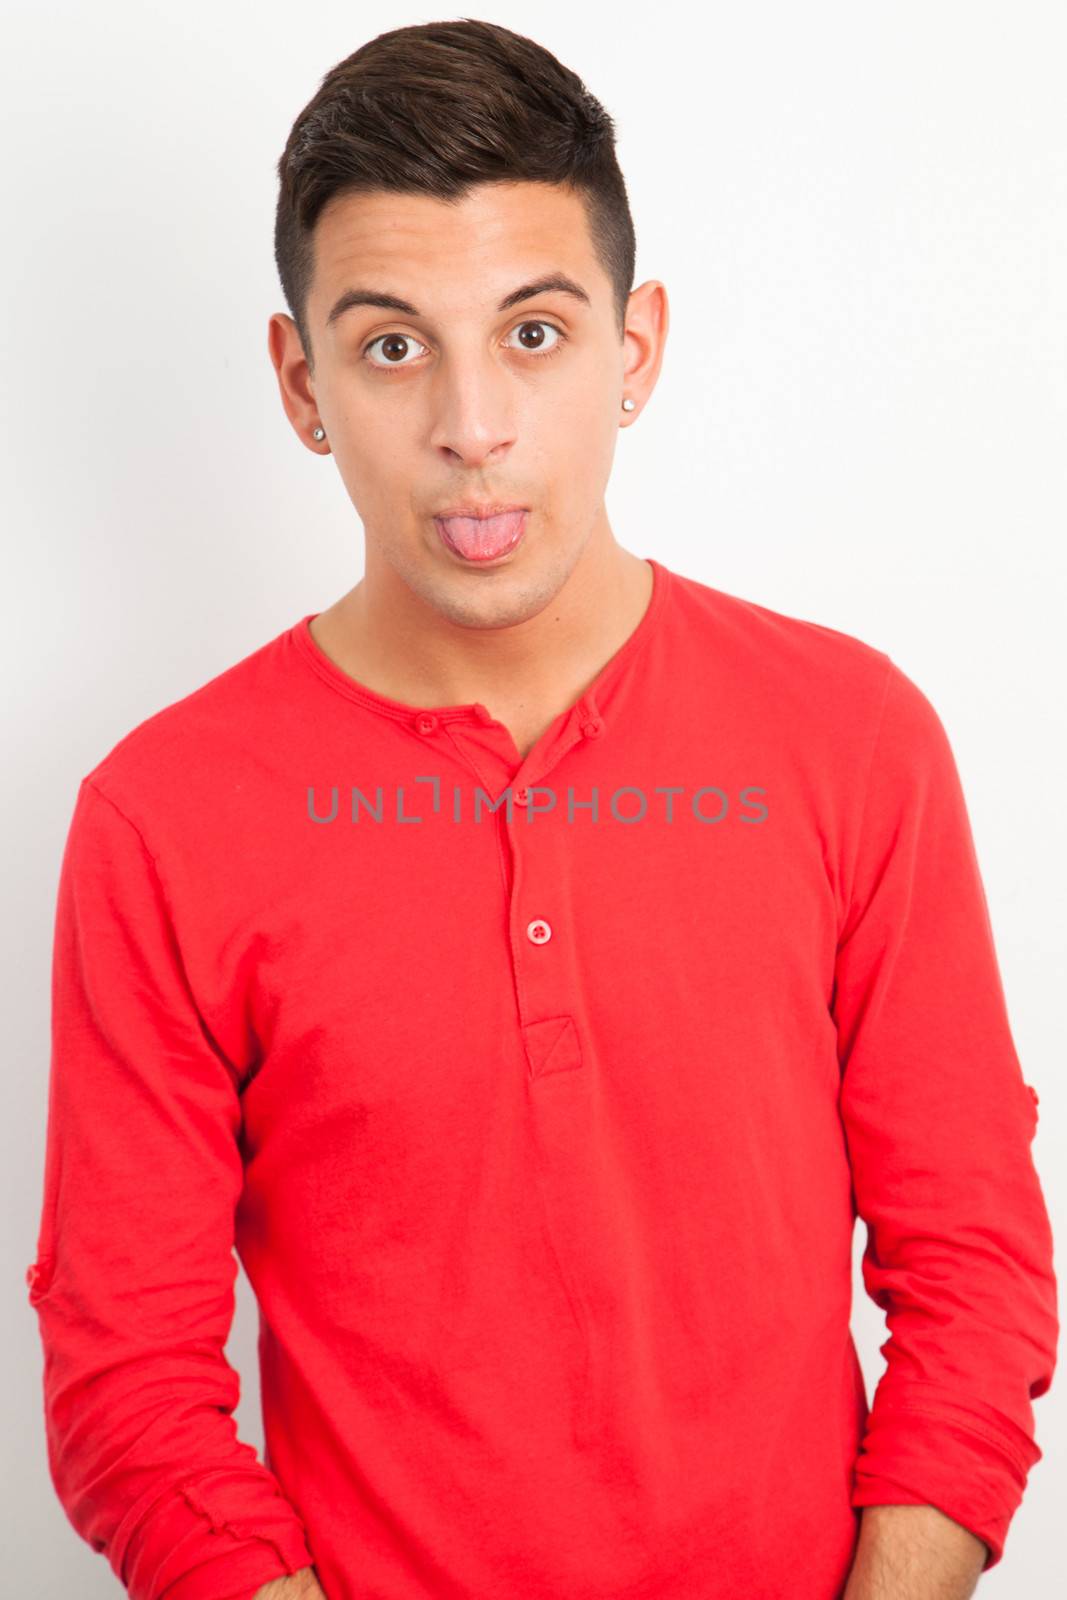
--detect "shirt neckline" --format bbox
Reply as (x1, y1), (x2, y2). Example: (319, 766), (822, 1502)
(290, 555), (672, 726)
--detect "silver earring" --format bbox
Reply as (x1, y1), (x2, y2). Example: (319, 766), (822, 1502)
(312, 426), (325, 441)
(622, 397), (636, 412)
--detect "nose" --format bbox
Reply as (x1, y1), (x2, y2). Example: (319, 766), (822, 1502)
(428, 360), (518, 468)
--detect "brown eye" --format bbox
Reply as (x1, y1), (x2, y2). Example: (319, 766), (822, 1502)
(362, 321), (567, 372)
(364, 332), (427, 368)
(506, 320), (565, 356)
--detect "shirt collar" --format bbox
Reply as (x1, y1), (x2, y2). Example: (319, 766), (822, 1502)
(291, 555), (673, 735)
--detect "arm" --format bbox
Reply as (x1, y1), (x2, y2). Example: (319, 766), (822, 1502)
(842, 1505), (987, 1599)
(832, 659), (1059, 1573)
(25, 776), (317, 1600)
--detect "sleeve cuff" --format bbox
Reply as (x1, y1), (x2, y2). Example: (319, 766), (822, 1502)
(110, 1469), (316, 1599)
(850, 1397), (1042, 1570)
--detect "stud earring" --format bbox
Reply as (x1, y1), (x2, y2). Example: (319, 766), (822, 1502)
(622, 397), (636, 412)
(312, 426), (326, 441)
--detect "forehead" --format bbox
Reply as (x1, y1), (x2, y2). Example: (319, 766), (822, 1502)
(309, 181), (604, 316)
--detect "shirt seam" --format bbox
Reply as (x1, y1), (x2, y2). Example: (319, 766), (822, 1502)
(837, 653), (894, 946)
(291, 623), (487, 724)
(79, 776), (248, 1091)
(82, 774), (166, 878)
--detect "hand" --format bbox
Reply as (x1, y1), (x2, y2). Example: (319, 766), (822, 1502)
(251, 1568), (327, 1599)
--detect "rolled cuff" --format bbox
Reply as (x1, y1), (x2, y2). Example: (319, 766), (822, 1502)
(110, 1469), (316, 1600)
(850, 1397), (1042, 1570)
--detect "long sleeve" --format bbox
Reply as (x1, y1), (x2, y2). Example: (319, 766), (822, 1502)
(832, 658), (1059, 1570)
(25, 776), (317, 1600)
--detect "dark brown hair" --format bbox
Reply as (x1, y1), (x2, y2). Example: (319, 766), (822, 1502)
(273, 17), (636, 376)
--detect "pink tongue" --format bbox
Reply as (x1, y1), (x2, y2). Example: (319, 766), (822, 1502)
(441, 509), (525, 559)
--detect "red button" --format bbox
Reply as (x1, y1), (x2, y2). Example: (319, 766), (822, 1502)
(513, 787), (528, 806)
(414, 713), (438, 735)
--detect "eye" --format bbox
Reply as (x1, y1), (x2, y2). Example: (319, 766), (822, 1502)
(363, 331), (429, 368)
(505, 320), (567, 358)
(361, 319), (568, 371)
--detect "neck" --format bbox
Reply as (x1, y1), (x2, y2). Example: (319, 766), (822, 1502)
(311, 527), (654, 735)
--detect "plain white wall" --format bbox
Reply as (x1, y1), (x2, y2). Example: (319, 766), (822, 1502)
(3, 1), (1064, 1593)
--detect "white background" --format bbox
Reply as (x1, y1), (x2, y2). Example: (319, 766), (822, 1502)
(3, 1), (1064, 1593)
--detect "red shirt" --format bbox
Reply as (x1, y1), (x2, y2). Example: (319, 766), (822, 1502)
(27, 556), (1057, 1599)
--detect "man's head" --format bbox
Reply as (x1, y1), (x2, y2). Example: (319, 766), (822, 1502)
(268, 18), (667, 632)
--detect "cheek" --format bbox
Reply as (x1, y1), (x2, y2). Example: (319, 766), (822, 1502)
(541, 370), (614, 440)
(338, 420), (411, 494)
(553, 394), (618, 484)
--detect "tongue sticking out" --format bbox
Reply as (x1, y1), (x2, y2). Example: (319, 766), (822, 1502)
(436, 509), (527, 562)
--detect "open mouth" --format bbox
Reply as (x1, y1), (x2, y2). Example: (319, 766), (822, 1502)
(434, 509), (528, 564)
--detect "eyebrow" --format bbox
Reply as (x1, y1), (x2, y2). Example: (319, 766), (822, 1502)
(324, 271), (592, 329)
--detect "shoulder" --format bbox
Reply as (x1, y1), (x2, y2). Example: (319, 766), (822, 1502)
(665, 565), (894, 717)
(77, 619), (300, 834)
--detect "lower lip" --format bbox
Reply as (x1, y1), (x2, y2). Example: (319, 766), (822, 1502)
(434, 509), (528, 565)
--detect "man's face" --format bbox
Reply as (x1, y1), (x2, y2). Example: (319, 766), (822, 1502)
(270, 180), (660, 630)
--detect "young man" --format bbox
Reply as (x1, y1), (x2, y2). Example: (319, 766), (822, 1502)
(27, 19), (1056, 1600)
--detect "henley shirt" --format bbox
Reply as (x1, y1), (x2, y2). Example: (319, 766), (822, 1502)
(27, 555), (1058, 1600)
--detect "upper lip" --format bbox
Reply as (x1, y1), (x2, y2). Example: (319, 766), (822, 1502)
(434, 502), (528, 520)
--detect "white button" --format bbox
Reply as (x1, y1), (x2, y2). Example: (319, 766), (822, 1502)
(526, 918), (552, 944)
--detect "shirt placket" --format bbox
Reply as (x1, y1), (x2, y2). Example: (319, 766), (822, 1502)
(422, 690), (613, 1445)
